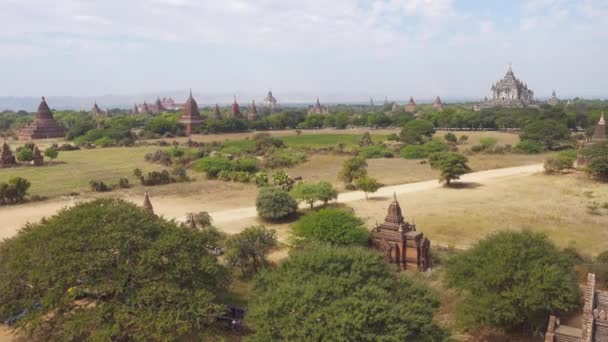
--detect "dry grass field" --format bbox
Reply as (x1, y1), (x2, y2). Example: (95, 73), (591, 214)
(349, 173), (608, 256)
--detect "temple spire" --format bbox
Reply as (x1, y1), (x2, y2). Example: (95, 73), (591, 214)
(142, 191), (154, 215)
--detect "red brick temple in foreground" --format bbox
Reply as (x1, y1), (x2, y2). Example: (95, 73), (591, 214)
(178, 90), (203, 136)
(371, 194), (431, 271)
(545, 273), (608, 342)
(17, 97), (66, 140)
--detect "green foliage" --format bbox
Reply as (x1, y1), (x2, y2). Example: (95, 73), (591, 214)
(290, 181), (338, 209)
(520, 119), (571, 149)
(514, 140), (545, 154)
(225, 225), (277, 275)
(43, 147), (59, 160)
(479, 136), (498, 149)
(218, 170), (252, 183)
(292, 208), (369, 246)
(359, 132), (374, 146)
(359, 145), (393, 159)
(400, 139), (449, 159)
(0, 199), (228, 341)
(400, 119), (436, 145)
(248, 244), (448, 341)
(136, 170), (176, 186)
(253, 171), (269, 187)
(458, 135), (469, 144)
(544, 149), (576, 174)
(89, 180), (110, 192)
(444, 132), (457, 143)
(194, 156), (258, 178)
(445, 231), (580, 331)
(252, 133), (284, 154)
(581, 141), (608, 179)
(15, 145), (34, 161)
(0, 177), (31, 205)
(338, 156), (368, 184)
(271, 169), (295, 191)
(428, 152), (471, 185)
(263, 148), (307, 168)
(143, 114), (184, 136)
(256, 187), (298, 221)
(354, 176), (381, 199)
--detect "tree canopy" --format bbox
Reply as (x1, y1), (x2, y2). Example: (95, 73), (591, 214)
(428, 152), (471, 185)
(225, 225), (277, 275)
(338, 157), (368, 185)
(0, 199), (229, 341)
(290, 181), (338, 209)
(400, 119), (436, 145)
(445, 230), (580, 331)
(292, 208), (369, 246)
(256, 187), (298, 221)
(248, 244), (448, 341)
(520, 119), (571, 150)
(581, 141), (608, 179)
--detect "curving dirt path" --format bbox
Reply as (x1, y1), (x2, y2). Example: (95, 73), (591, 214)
(0, 164), (543, 240)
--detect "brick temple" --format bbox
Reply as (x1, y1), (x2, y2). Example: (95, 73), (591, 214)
(179, 90), (203, 136)
(0, 141), (17, 168)
(371, 194), (431, 271)
(247, 100), (258, 121)
(405, 97), (416, 113)
(545, 273), (608, 342)
(17, 97), (66, 140)
(433, 96), (444, 112)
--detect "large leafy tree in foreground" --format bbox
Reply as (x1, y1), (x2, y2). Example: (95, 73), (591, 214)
(445, 230), (580, 332)
(0, 199), (229, 341)
(248, 244), (448, 341)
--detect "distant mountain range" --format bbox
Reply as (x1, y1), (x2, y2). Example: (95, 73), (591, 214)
(0, 92), (483, 112)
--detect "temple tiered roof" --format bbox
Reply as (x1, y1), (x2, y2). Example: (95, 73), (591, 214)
(247, 100), (258, 121)
(230, 96), (243, 119)
(592, 113), (606, 141)
(17, 97), (66, 140)
(433, 96), (443, 112)
(0, 141), (16, 167)
(179, 90), (203, 135)
(405, 97), (416, 113)
(142, 191), (154, 215)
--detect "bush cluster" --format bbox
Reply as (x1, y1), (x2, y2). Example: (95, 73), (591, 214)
(263, 148), (307, 168)
(514, 140), (545, 154)
(89, 180), (111, 192)
(194, 156), (258, 178)
(400, 139), (449, 159)
(544, 149), (577, 174)
(0, 177), (31, 205)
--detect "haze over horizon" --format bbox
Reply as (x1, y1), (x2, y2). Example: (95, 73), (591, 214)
(1, 0), (607, 102)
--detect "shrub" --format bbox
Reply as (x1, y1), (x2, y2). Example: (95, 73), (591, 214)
(444, 132), (457, 144)
(194, 156), (258, 179)
(0, 177), (31, 205)
(359, 132), (374, 146)
(89, 180), (110, 192)
(145, 150), (173, 166)
(458, 135), (469, 144)
(43, 147), (59, 160)
(256, 187), (298, 221)
(479, 136), (498, 150)
(253, 133), (284, 154)
(263, 148), (307, 168)
(400, 145), (426, 159)
(248, 245), (447, 341)
(15, 145), (34, 161)
(514, 140), (545, 154)
(292, 208), (369, 246)
(253, 172), (269, 187)
(445, 231), (580, 331)
(137, 170), (176, 186)
(118, 178), (130, 189)
(544, 149), (576, 174)
(271, 169), (295, 191)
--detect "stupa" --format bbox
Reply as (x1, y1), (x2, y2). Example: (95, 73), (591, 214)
(17, 97), (66, 140)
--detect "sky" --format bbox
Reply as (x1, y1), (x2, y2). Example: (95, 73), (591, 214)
(1, 0), (607, 102)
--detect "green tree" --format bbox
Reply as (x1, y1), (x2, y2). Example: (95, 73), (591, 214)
(400, 119), (435, 145)
(445, 231), (580, 332)
(428, 152), (471, 186)
(225, 225), (277, 275)
(520, 119), (571, 149)
(0, 177), (31, 205)
(544, 149), (576, 174)
(338, 156), (367, 185)
(248, 244), (448, 341)
(354, 176), (381, 199)
(290, 181), (338, 209)
(292, 208), (369, 246)
(0, 199), (229, 340)
(256, 187), (298, 221)
(581, 141), (608, 179)
(43, 147), (59, 161)
(15, 146), (34, 162)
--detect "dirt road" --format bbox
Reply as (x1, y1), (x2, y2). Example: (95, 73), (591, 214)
(0, 163), (543, 240)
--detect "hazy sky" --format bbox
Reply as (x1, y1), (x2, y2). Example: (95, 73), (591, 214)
(1, 0), (607, 100)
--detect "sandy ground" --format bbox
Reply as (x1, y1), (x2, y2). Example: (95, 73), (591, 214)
(0, 164), (543, 242)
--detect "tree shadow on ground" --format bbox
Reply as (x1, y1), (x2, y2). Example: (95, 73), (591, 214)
(445, 182), (483, 189)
